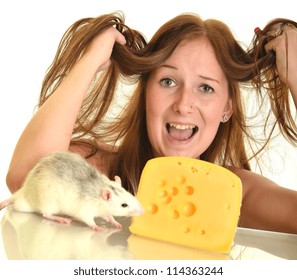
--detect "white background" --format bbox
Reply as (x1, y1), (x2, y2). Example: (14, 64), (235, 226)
(1, 0), (296, 202)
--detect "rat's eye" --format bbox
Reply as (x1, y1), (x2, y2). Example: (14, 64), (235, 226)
(122, 203), (128, 208)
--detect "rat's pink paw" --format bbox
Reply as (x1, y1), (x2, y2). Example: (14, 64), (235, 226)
(43, 214), (72, 224)
(91, 225), (104, 232)
(113, 222), (122, 229)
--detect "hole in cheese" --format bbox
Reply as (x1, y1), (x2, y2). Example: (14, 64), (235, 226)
(171, 210), (180, 219)
(182, 202), (196, 217)
(170, 187), (179, 196)
(161, 196), (171, 204)
(159, 190), (168, 198)
(148, 203), (158, 214)
(185, 186), (194, 195)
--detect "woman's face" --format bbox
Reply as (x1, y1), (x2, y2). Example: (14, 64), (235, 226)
(145, 37), (232, 158)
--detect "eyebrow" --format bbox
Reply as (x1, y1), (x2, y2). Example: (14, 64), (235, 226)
(199, 75), (220, 85)
(159, 64), (177, 70)
(159, 65), (220, 85)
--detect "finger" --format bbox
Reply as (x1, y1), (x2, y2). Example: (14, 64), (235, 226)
(264, 37), (278, 53)
(115, 31), (126, 45)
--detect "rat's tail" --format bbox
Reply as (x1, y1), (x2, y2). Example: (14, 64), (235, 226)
(0, 199), (13, 211)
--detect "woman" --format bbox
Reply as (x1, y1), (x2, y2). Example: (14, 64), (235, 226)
(6, 13), (297, 233)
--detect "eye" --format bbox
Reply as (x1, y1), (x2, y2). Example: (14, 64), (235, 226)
(199, 84), (214, 94)
(160, 78), (176, 87)
(121, 203), (128, 208)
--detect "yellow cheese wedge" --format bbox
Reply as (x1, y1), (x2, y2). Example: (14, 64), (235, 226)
(129, 157), (242, 254)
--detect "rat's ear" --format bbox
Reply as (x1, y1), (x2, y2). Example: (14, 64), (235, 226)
(102, 189), (112, 201)
(114, 175), (121, 185)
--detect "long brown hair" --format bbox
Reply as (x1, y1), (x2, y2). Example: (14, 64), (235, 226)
(38, 12), (297, 193)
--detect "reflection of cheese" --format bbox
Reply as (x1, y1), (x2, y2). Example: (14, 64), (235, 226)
(129, 157), (242, 254)
(128, 234), (230, 260)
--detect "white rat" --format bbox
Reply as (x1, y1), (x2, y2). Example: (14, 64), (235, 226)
(0, 151), (144, 231)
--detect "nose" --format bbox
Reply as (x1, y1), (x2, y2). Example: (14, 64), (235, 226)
(131, 203), (145, 216)
(173, 86), (197, 114)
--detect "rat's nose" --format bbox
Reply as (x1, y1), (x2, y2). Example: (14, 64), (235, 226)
(131, 204), (145, 216)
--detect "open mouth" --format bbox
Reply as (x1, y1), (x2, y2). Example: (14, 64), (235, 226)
(166, 123), (199, 141)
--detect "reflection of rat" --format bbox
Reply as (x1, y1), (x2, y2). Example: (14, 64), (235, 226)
(0, 151), (144, 231)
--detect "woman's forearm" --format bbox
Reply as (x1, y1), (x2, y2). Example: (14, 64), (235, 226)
(6, 54), (100, 192)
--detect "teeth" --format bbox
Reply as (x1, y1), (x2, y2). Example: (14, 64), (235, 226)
(168, 123), (196, 130)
